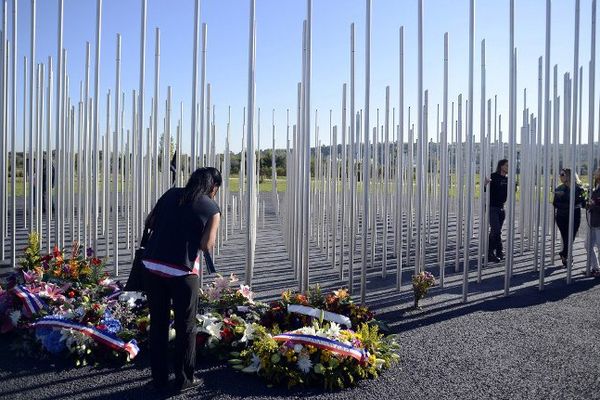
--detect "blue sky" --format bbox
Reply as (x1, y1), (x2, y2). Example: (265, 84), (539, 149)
(4, 0), (597, 153)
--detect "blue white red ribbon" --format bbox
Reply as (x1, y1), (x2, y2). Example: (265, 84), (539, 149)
(105, 289), (122, 301)
(273, 332), (368, 362)
(33, 316), (140, 359)
(13, 285), (47, 316)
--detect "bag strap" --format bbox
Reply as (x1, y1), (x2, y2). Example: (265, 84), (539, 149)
(140, 228), (151, 248)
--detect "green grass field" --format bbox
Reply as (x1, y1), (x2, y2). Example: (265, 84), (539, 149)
(6, 174), (588, 200)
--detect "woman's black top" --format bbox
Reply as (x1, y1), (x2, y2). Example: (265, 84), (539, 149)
(144, 188), (220, 272)
(489, 172), (508, 208)
(553, 183), (586, 217)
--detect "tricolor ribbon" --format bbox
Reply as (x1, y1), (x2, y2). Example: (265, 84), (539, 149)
(105, 289), (122, 301)
(273, 332), (368, 362)
(13, 285), (47, 316)
(287, 304), (352, 328)
(33, 316), (140, 359)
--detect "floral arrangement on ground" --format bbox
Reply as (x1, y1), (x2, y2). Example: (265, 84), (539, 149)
(0, 233), (400, 390)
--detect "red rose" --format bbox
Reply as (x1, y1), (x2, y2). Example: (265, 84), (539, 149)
(91, 258), (102, 266)
(67, 291), (76, 298)
(221, 327), (234, 343)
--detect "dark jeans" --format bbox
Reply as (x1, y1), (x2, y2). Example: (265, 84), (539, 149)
(145, 271), (199, 387)
(556, 209), (581, 258)
(488, 207), (505, 256)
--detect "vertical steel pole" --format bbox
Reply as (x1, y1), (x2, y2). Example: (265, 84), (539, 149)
(245, 0), (257, 287)
(29, 0), (36, 233)
(415, 0), (424, 275)
(349, 23), (356, 293)
(567, 0), (580, 284)
(477, 38), (485, 284)
(113, 34), (121, 274)
(505, 0), (516, 296)
(137, 0), (146, 238)
(190, 0), (199, 172)
(92, 0), (102, 250)
(586, 0), (596, 277)
(361, 0), (371, 305)
(396, 26), (404, 291)
(199, 23), (207, 168)
(10, 0), (16, 267)
(383, 86), (390, 279)
(439, 32), (448, 287)
(152, 28), (160, 206)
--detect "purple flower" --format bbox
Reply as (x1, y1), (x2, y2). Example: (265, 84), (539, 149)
(86, 247), (94, 257)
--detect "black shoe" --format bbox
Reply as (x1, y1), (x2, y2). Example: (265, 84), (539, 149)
(488, 254), (500, 263)
(560, 256), (567, 267)
(173, 378), (201, 394)
(496, 251), (505, 260)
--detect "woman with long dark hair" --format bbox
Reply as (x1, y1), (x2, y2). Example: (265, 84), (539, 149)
(553, 168), (586, 267)
(142, 167), (222, 393)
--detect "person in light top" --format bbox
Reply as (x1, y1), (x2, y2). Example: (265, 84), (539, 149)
(143, 167), (221, 393)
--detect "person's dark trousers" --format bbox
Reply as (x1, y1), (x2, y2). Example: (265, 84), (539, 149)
(145, 271), (199, 388)
(488, 206), (506, 256)
(556, 209), (582, 258)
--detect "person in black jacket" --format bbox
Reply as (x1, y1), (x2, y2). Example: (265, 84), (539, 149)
(553, 168), (586, 267)
(587, 168), (600, 277)
(485, 159), (509, 263)
(143, 167), (222, 394)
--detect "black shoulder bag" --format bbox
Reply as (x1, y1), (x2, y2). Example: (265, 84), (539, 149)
(124, 229), (151, 292)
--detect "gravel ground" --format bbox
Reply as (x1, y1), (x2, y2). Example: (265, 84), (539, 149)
(2, 196), (600, 399)
(2, 267), (600, 400)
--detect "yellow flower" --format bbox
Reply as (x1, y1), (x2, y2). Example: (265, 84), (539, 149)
(333, 288), (349, 300)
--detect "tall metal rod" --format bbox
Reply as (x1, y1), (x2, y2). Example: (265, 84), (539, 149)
(113, 34), (121, 274)
(348, 23), (356, 293)
(505, 0), (516, 296)
(361, 0), (371, 305)
(438, 31), (448, 287)
(152, 27), (160, 206)
(199, 23), (207, 168)
(540, 0), (552, 289)
(586, 0), (596, 277)
(45, 57), (52, 254)
(415, 0), (424, 275)
(396, 26), (404, 291)
(92, 0), (102, 250)
(10, 0), (16, 267)
(567, 0), (580, 284)
(28, 0), (36, 234)
(137, 0), (147, 238)
(302, 0), (312, 291)
(245, 0), (257, 287)
(190, 0), (199, 172)
(383, 86), (390, 279)
(477, 37), (485, 284)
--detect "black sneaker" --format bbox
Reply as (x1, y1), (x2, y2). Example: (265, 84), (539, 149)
(173, 378), (201, 394)
(496, 251), (505, 260)
(488, 254), (500, 263)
